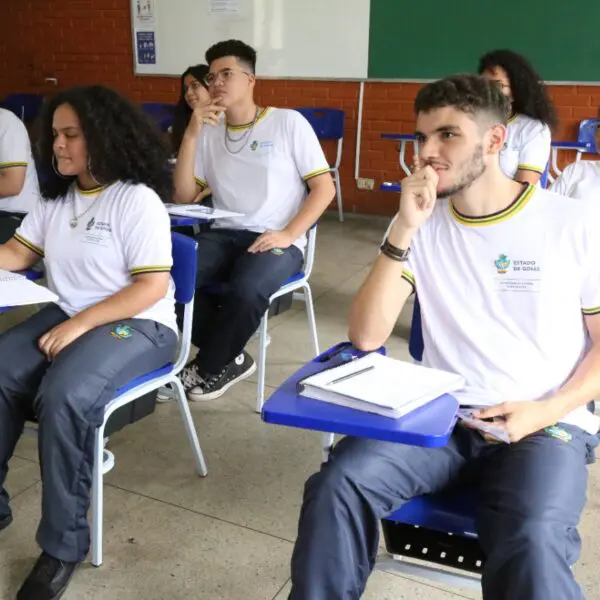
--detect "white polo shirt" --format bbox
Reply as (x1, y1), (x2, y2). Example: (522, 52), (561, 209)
(0, 108), (40, 214)
(393, 184), (600, 434)
(15, 181), (177, 333)
(550, 160), (600, 200)
(499, 114), (551, 180)
(194, 107), (330, 252)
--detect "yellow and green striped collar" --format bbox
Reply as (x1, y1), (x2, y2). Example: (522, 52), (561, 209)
(76, 182), (112, 196)
(450, 184), (535, 227)
(226, 107), (271, 131)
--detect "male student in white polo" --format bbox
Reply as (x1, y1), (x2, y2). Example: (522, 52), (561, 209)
(173, 39), (335, 401)
(0, 107), (40, 242)
(289, 75), (600, 600)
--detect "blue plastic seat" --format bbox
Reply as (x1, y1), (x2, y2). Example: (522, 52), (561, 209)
(296, 108), (345, 222)
(2, 93), (44, 121)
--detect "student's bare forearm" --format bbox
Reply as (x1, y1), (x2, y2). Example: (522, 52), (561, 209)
(348, 223), (416, 350)
(72, 277), (168, 330)
(0, 239), (39, 271)
(173, 131), (200, 203)
(284, 181), (335, 238)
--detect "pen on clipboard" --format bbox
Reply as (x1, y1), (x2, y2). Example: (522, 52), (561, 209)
(327, 365), (375, 386)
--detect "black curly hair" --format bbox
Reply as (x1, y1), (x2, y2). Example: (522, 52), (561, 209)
(205, 39), (256, 73)
(171, 64), (210, 154)
(37, 85), (173, 201)
(415, 75), (511, 127)
(478, 49), (558, 133)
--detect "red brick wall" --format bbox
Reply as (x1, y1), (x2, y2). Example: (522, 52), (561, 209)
(2, 1), (598, 216)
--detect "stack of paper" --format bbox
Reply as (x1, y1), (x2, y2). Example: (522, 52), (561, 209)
(164, 204), (244, 220)
(0, 269), (58, 308)
(299, 352), (465, 419)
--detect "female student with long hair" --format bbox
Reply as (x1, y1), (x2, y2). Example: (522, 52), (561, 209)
(171, 64), (213, 205)
(479, 49), (557, 185)
(0, 85), (177, 600)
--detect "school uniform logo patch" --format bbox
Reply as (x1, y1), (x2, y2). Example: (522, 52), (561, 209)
(495, 254), (510, 274)
(250, 140), (258, 151)
(271, 248), (284, 256)
(111, 325), (133, 340)
(544, 425), (572, 443)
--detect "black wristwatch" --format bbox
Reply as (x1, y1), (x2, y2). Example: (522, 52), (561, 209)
(380, 237), (411, 262)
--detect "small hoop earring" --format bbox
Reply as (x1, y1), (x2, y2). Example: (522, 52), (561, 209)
(52, 155), (72, 180)
(87, 157), (101, 186)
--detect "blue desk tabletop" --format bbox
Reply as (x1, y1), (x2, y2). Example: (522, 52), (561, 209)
(551, 141), (591, 151)
(262, 343), (459, 448)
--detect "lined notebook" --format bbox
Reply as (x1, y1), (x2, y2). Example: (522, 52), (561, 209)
(299, 352), (465, 419)
(0, 269), (58, 307)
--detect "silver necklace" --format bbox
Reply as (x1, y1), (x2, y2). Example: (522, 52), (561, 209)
(224, 107), (260, 154)
(70, 187), (105, 228)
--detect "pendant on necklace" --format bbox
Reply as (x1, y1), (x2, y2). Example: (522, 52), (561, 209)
(69, 218), (78, 229)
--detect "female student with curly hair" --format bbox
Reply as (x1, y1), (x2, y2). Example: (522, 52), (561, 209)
(479, 49), (557, 185)
(0, 85), (178, 600)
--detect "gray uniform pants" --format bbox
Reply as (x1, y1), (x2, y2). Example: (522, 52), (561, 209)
(289, 422), (598, 600)
(0, 304), (177, 562)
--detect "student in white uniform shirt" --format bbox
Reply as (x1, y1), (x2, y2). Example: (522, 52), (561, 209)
(0, 85), (178, 600)
(551, 120), (600, 199)
(479, 49), (557, 186)
(0, 107), (40, 242)
(173, 39), (335, 401)
(289, 76), (600, 600)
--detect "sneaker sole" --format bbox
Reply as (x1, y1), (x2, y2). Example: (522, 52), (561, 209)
(187, 362), (257, 402)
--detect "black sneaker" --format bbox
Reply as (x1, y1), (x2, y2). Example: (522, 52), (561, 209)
(187, 352), (256, 402)
(17, 552), (79, 600)
(0, 513), (12, 531)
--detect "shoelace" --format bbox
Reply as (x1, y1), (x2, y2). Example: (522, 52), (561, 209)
(180, 365), (205, 390)
(202, 367), (229, 391)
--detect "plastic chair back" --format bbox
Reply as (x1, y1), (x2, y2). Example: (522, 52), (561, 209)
(170, 232), (197, 304)
(2, 93), (43, 121)
(141, 102), (175, 132)
(540, 161), (550, 188)
(577, 119), (599, 153)
(296, 108), (345, 141)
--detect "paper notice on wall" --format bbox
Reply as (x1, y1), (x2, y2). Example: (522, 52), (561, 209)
(208, 0), (240, 15)
(136, 31), (156, 65)
(134, 0), (156, 26)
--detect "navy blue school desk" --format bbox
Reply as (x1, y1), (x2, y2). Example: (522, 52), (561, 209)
(381, 132), (417, 178)
(261, 341), (459, 448)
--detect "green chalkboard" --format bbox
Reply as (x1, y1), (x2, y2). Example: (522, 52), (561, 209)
(368, 0), (600, 82)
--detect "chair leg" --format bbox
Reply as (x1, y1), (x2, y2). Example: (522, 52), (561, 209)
(90, 427), (105, 567)
(256, 311), (269, 414)
(334, 170), (344, 222)
(321, 432), (335, 463)
(171, 377), (208, 477)
(303, 284), (320, 357)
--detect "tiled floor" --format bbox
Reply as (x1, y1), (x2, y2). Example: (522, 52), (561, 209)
(2, 214), (600, 599)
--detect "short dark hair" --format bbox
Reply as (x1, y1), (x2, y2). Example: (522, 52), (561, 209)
(205, 39), (257, 73)
(414, 75), (510, 127)
(478, 49), (558, 133)
(37, 85), (173, 201)
(171, 64), (210, 153)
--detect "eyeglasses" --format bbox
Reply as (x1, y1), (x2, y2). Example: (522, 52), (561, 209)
(204, 68), (251, 86)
